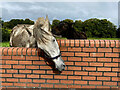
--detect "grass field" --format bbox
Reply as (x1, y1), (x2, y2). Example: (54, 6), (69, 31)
(0, 38), (120, 47)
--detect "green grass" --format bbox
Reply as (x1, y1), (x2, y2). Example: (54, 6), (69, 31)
(0, 42), (10, 47)
(0, 38), (119, 47)
(88, 38), (120, 40)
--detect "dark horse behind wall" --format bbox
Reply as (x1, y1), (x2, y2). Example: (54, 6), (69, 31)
(52, 21), (87, 39)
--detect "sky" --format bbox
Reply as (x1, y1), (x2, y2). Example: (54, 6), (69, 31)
(0, 1), (119, 27)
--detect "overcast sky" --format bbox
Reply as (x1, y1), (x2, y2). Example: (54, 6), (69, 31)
(0, 1), (118, 27)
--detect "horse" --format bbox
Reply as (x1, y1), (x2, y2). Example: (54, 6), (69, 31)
(10, 16), (65, 71)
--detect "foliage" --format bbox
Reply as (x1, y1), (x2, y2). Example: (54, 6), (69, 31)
(1, 18), (34, 42)
(0, 42), (10, 47)
(52, 18), (117, 38)
(3, 19), (34, 29)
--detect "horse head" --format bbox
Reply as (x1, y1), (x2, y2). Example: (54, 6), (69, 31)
(33, 16), (66, 71)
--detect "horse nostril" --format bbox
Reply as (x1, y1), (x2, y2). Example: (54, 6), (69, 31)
(63, 65), (66, 67)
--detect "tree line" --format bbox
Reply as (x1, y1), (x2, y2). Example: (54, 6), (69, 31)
(0, 18), (120, 42)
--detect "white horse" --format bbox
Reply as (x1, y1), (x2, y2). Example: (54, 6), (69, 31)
(10, 16), (65, 71)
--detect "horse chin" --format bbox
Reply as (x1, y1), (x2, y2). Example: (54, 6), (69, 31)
(53, 58), (66, 72)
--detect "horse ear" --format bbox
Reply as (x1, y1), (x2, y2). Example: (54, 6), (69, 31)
(41, 15), (51, 32)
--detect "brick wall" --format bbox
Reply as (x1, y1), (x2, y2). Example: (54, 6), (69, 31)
(0, 40), (120, 89)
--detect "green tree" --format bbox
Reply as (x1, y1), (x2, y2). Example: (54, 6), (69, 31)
(74, 20), (83, 32)
(83, 18), (117, 38)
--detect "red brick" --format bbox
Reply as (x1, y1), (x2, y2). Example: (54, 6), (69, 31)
(75, 40), (80, 47)
(65, 62), (74, 65)
(82, 76), (96, 80)
(61, 80), (73, 84)
(68, 66), (81, 70)
(68, 76), (81, 80)
(60, 47), (67, 51)
(2, 56), (11, 59)
(33, 79), (45, 83)
(65, 40), (70, 47)
(115, 40), (120, 47)
(98, 48), (112, 52)
(95, 40), (100, 47)
(105, 53), (119, 57)
(97, 77), (110, 81)
(96, 86), (110, 88)
(80, 40), (85, 47)
(54, 84), (68, 88)
(2, 48), (8, 55)
(89, 72), (102, 76)
(68, 57), (81, 61)
(6, 78), (18, 82)
(6, 60), (18, 64)
(27, 74), (39, 78)
(13, 65), (25, 69)
(89, 81), (102, 85)
(41, 75), (53, 79)
(26, 56), (39, 60)
(41, 84), (53, 88)
(13, 74), (26, 78)
(103, 81), (117, 86)
(12, 48), (19, 55)
(81, 85), (96, 88)
(26, 65), (39, 69)
(2, 83), (13, 86)
(113, 58), (120, 62)
(40, 66), (52, 69)
(7, 47), (14, 55)
(100, 40), (105, 47)
(90, 53), (104, 57)
(112, 68), (119, 72)
(98, 58), (111, 62)
(70, 40), (75, 47)
(75, 71), (88, 75)
(85, 40), (90, 47)
(31, 48), (37, 55)
(54, 75), (67, 79)
(2, 65), (11, 69)
(33, 70), (45, 74)
(68, 47), (81, 51)
(90, 62), (103, 66)
(60, 39), (65, 46)
(75, 62), (88, 66)
(17, 48), (23, 55)
(27, 48), (32, 55)
(68, 85), (81, 88)
(20, 79), (32, 82)
(75, 52), (89, 57)
(97, 67), (111, 71)
(83, 58), (96, 62)
(2, 74), (12, 77)
(61, 71), (73, 75)
(27, 83), (39, 87)
(113, 48), (119, 52)
(90, 40), (95, 47)
(19, 70), (31, 73)
(83, 67), (96, 71)
(47, 80), (59, 83)
(83, 48), (96, 52)
(104, 63), (118, 67)
(105, 40), (110, 47)
(14, 83), (26, 87)
(61, 52), (74, 56)
(110, 40), (115, 47)
(104, 72), (117, 76)
(22, 48), (27, 55)
(112, 77), (119, 81)
(19, 61), (32, 65)
(7, 69), (18, 73)
(74, 81), (87, 84)
(12, 56), (25, 60)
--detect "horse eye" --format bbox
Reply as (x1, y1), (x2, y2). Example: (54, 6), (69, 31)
(53, 39), (55, 42)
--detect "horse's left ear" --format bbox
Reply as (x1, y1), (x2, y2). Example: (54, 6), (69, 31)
(41, 15), (51, 33)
